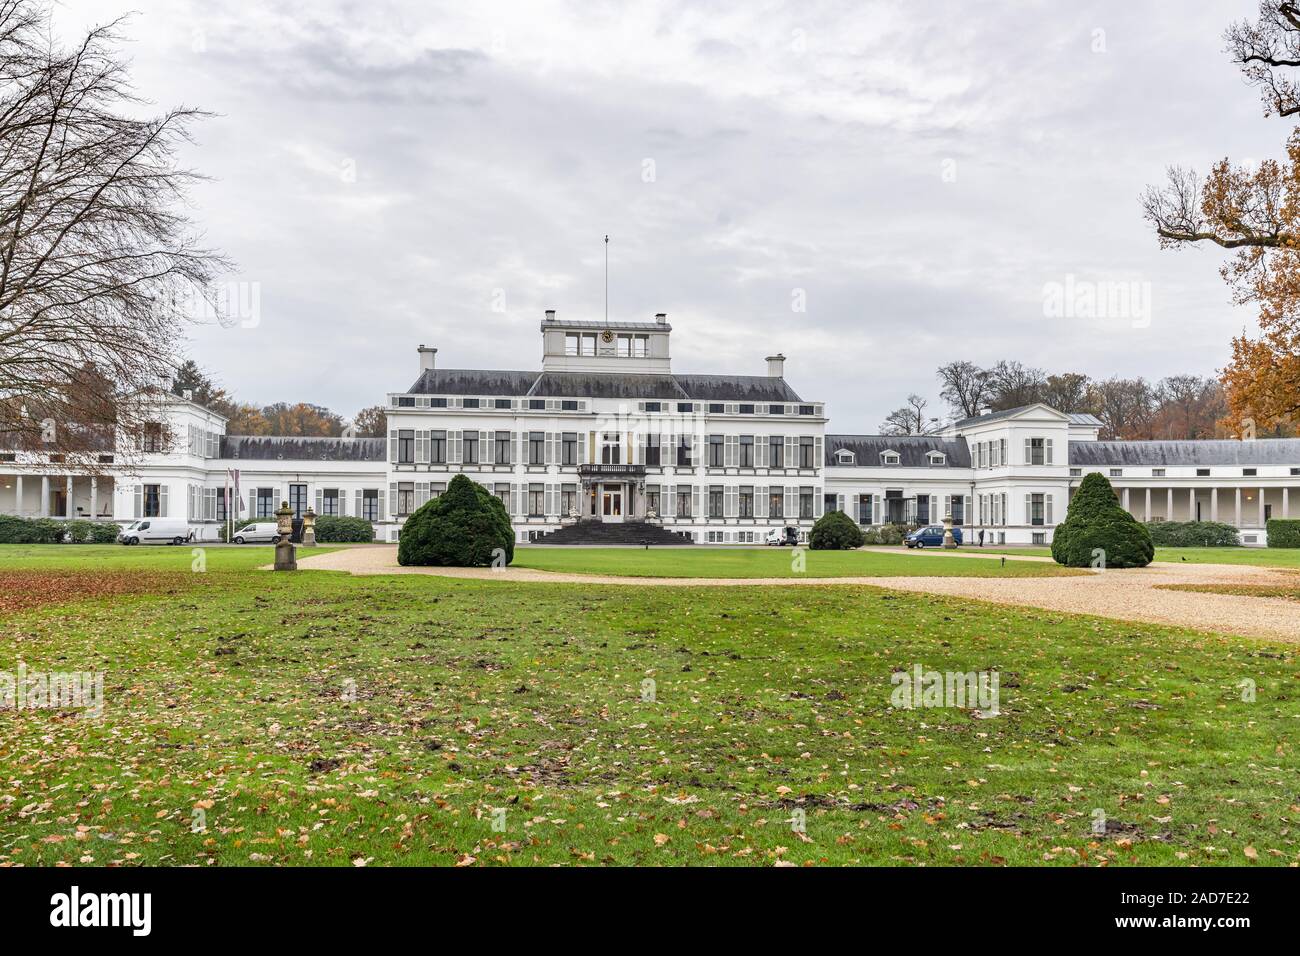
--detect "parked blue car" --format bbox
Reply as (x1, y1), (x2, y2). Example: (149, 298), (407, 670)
(904, 525), (962, 549)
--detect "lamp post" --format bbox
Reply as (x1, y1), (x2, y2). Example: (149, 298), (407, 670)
(274, 500), (297, 571)
(302, 506), (317, 547)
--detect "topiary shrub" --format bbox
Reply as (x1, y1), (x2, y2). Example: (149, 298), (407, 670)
(1052, 472), (1154, 568)
(809, 510), (865, 550)
(1267, 518), (1300, 548)
(397, 474), (514, 567)
(1146, 520), (1240, 548)
(314, 515), (374, 543)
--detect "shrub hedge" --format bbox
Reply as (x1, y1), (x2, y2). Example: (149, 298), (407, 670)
(809, 510), (865, 550)
(314, 515), (374, 543)
(860, 523), (911, 546)
(1145, 520), (1241, 548)
(1051, 472), (1154, 568)
(1266, 518), (1300, 548)
(0, 515), (120, 544)
(397, 474), (514, 567)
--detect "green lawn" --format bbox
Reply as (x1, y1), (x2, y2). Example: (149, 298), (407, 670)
(0, 543), (336, 572)
(1, 545), (1295, 867)
(513, 546), (1081, 578)
(977, 545), (1300, 567)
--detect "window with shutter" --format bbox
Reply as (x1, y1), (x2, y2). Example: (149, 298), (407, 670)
(1045, 438), (1054, 465)
(756, 485), (768, 518)
(664, 484), (675, 517)
(756, 435), (768, 468)
(1046, 494), (1054, 524)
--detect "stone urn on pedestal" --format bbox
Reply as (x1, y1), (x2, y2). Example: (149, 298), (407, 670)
(302, 506), (317, 547)
(274, 501), (297, 571)
(942, 512), (958, 550)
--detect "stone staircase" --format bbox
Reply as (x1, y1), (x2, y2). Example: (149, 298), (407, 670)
(532, 520), (694, 546)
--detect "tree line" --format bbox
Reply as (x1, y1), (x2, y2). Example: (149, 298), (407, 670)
(877, 360), (1268, 441)
(171, 360), (386, 438)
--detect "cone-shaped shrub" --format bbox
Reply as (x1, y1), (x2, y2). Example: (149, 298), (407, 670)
(809, 510), (865, 550)
(397, 473), (514, 567)
(1051, 472), (1154, 568)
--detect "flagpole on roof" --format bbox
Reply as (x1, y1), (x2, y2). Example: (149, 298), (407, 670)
(604, 235), (609, 323)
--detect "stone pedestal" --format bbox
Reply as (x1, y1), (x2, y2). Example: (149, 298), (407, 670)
(942, 512), (958, 549)
(274, 537), (297, 571)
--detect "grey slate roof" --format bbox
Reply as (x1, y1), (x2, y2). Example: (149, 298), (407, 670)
(407, 367), (805, 402)
(674, 374), (803, 403)
(408, 369), (538, 396)
(1069, 440), (1300, 468)
(529, 372), (688, 400)
(1067, 412), (1104, 426)
(220, 435), (387, 461)
(825, 435), (972, 468)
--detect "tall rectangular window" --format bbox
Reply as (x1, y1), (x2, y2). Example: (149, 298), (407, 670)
(398, 430), (414, 464)
(143, 484), (162, 517)
(431, 431), (446, 464)
(708, 485), (724, 518)
(528, 484), (544, 516)
(322, 488), (339, 515)
(562, 432), (578, 466)
(645, 435), (661, 467)
(289, 483), (308, 517)
(397, 482), (415, 516)
(769, 436), (784, 469)
(1030, 493), (1045, 526)
(739, 486), (754, 517)
(800, 487), (814, 519)
(858, 494), (872, 525)
(769, 489), (784, 519)
(677, 437), (692, 467)
(529, 432), (545, 465)
(739, 435), (753, 468)
(676, 488), (692, 517)
(495, 432), (512, 464)
(256, 487), (274, 518)
(708, 435), (724, 468)
(565, 333), (579, 356)
(463, 433), (479, 464)
(1028, 437), (1045, 466)
(362, 489), (379, 521)
(799, 436), (814, 469)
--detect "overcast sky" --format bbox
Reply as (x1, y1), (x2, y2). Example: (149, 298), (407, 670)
(56, 0), (1283, 429)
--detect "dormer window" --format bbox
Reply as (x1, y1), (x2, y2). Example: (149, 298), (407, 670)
(927, 451), (946, 466)
(881, 450), (901, 466)
(834, 449), (856, 465)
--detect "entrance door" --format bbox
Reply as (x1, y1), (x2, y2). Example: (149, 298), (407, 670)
(601, 484), (624, 522)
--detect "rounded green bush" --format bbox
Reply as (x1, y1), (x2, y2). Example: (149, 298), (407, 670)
(1052, 472), (1154, 568)
(809, 510), (865, 550)
(1146, 520), (1240, 548)
(397, 474), (514, 567)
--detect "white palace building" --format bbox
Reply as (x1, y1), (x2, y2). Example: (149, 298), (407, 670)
(4, 311), (1300, 546)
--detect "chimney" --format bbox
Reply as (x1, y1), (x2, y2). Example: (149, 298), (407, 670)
(544, 309), (556, 322)
(655, 312), (667, 325)
(765, 353), (786, 378)
(417, 344), (437, 372)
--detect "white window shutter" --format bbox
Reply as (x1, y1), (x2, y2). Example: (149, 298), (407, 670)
(851, 494), (859, 522)
(1045, 438), (1054, 465)
(943, 495), (951, 519)
(389, 429), (399, 462)
(354, 490), (363, 517)
(814, 436), (823, 472)
(450, 430), (462, 465)
(756, 435), (768, 468)
(158, 485), (168, 518)
(664, 484), (675, 517)
(481, 430), (493, 464)
(784, 485), (795, 518)
(377, 488), (386, 520)
(756, 485), (768, 518)
(873, 495), (881, 524)
(837, 493), (845, 513)
(692, 485), (700, 518)
(815, 492), (824, 518)
(315, 488), (323, 514)
(416, 482), (429, 508)
(691, 434), (702, 469)
(785, 436), (796, 469)
(1046, 494), (1054, 524)
(1025, 493), (1032, 525)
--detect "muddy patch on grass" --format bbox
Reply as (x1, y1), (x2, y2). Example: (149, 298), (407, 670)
(0, 569), (195, 615)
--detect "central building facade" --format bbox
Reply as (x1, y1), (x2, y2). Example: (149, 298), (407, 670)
(386, 311), (827, 543)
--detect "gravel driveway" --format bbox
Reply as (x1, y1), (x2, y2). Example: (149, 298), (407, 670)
(292, 546), (1300, 643)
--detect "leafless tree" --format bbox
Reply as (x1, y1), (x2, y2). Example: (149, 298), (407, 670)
(879, 394), (936, 436)
(1089, 377), (1156, 440)
(986, 360), (1046, 410)
(1227, 1), (1300, 118)
(936, 360), (991, 419)
(0, 1), (227, 470)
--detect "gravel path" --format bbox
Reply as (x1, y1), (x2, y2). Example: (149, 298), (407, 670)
(291, 546), (1300, 643)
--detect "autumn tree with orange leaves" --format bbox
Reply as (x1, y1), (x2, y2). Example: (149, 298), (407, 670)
(1142, 1), (1300, 435)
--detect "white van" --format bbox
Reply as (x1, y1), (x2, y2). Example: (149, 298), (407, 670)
(230, 522), (279, 544)
(118, 518), (194, 545)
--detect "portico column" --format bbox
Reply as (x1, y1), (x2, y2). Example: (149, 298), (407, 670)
(90, 477), (97, 519)
(1211, 488), (1219, 522)
(66, 475), (73, 518)
(1144, 488), (1151, 522)
(1189, 487), (1195, 521)
(14, 475), (21, 516)
(1122, 487), (1130, 513)
(40, 475), (49, 517)
(1259, 487), (1266, 526)
(1285, 487), (1291, 519)
(1234, 488), (1241, 528)
(1166, 488), (1173, 522)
